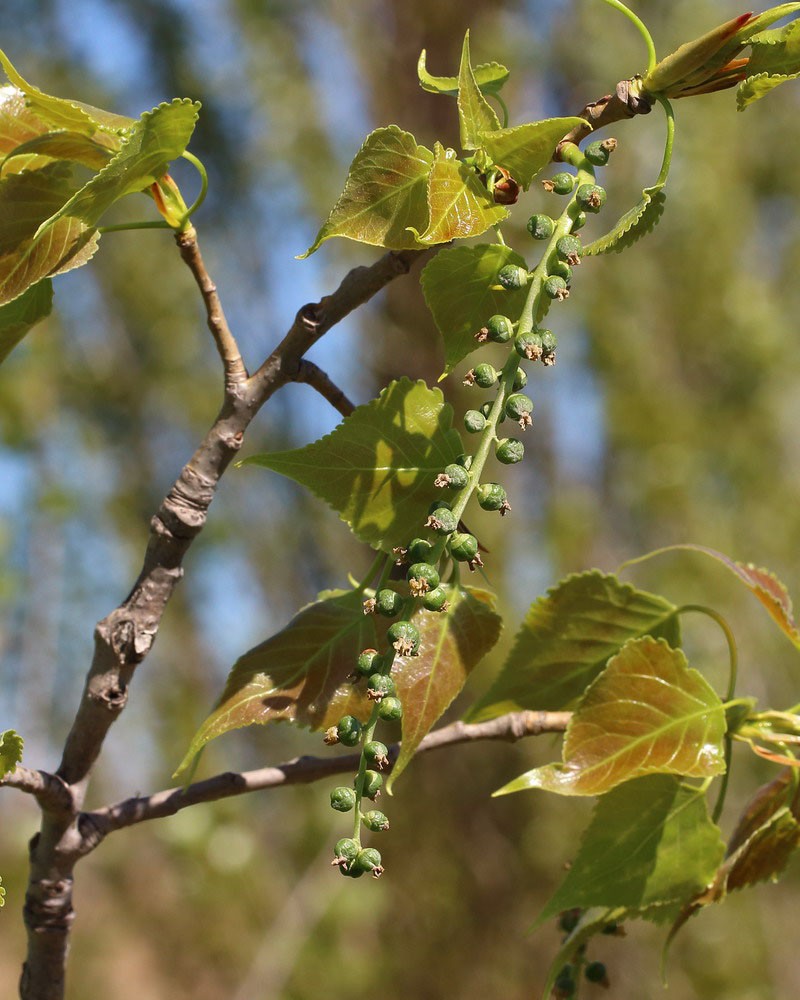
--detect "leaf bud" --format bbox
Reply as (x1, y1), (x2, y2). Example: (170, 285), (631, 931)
(330, 786), (357, 812)
(486, 314), (514, 342)
(496, 437), (524, 464)
(497, 264), (530, 290)
(526, 213), (555, 239)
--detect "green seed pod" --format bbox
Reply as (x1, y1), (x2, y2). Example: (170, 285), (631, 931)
(497, 264), (529, 290)
(544, 275), (569, 300)
(584, 962), (609, 985)
(335, 715), (362, 747)
(364, 740), (390, 768)
(356, 648), (381, 676)
(358, 769), (384, 799)
(576, 182), (607, 213)
(512, 366), (528, 390)
(547, 171), (575, 195)
(550, 259), (572, 283)
(367, 673), (397, 699)
(428, 499), (452, 513)
(476, 482), (508, 511)
(473, 363), (498, 388)
(555, 234), (582, 264)
(362, 810), (390, 833)
(571, 211), (587, 231)
(421, 586), (449, 612)
(426, 507), (458, 535)
(464, 409), (486, 433)
(339, 864), (365, 879)
(435, 463), (470, 489)
(558, 909), (582, 934)
(496, 437), (525, 464)
(486, 314), (514, 343)
(377, 696), (403, 721)
(333, 838), (360, 865)
(515, 331), (543, 361)
(584, 139), (611, 166)
(353, 847), (383, 876)
(505, 393), (534, 426)
(387, 621), (420, 655)
(526, 213), (555, 240)
(449, 531), (479, 562)
(375, 588), (405, 618)
(554, 965), (577, 997)
(407, 562), (440, 592)
(330, 786), (357, 812)
(406, 537), (433, 563)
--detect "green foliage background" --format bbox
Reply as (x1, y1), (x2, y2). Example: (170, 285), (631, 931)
(1, 0), (799, 997)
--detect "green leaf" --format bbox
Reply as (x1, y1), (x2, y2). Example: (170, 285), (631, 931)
(495, 636), (726, 797)
(44, 98), (200, 229)
(457, 32), (500, 150)
(0, 278), (52, 363)
(583, 183), (666, 256)
(477, 117), (588, 190)
(242, 378), (463, 553)
(299, 126), (433, 256)
(0, 48), (134, 136)
(539, 775), (725, 922)
(407, 142), (507, 245)
(466, 571), (679, 721)
(737, 19), (800, 108)
(175, 589), (380, 775)
(0, 164), (100, 307)
(0, 85), (57, 174)
(0, 729), (23, 776)
(2, 130), (114, 172)
(622, 543), (800, 649)
(388, 586), (502, 791)
(421, 243), (529, 376)
(417, 48), (509, 97)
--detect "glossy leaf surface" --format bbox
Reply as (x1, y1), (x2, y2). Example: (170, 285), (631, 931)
(300, 126), (433, 255)
(243, 378), (463, 552)
(478, 117), (587, 190)
(539, 775), (724, 920)
(388, 586), (502, 790)
(495, 637), (726, 797)
(457, 32), (500, 150)
(421, 243), (529, 375)
(467, 571), (679, 720)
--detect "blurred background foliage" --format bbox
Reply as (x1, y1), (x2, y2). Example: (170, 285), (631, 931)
(1, 0), (800, 997)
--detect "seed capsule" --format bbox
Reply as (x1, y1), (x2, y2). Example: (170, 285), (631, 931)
(464, 409), (486, 433)
(526, 213), (555, 239)
(575, 182), (607, 213)
(330, 786), (357, 812)
(544, 171), (575, 195)
(497, 264), (529, 290)
(496, 438), (525, 464)
(486, 314), (514, 343)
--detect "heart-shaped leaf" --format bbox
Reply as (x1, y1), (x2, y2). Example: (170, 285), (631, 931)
(538, 775), (724, 922)
(477, 117), (588, 190)
(494, 636), (726, 797)
(299, 126), (433, 256)
(417, 48), (509, 97)
(242, 378), (463, 553)
(175, 589), (381, 776)
(421, 243), (529, 376)
(388, 586), (502, 790)
(0, 278), (52, 363)
(407, 142), (507, 245)
(457, 31), (500, 150)
(467, 571), (679, 721)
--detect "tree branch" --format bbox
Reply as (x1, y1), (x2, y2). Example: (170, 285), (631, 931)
(0, 767), (73, 816)
(88, 710), (570, 835)
(292, 359), (356, 417)
(176, 225), (249, 388)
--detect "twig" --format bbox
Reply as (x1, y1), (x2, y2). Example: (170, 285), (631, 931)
(293, 359), (355, 417)
(176, 225), (249, 387)
(0, 767), (73, 815)
(89, 710), (570, 835)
